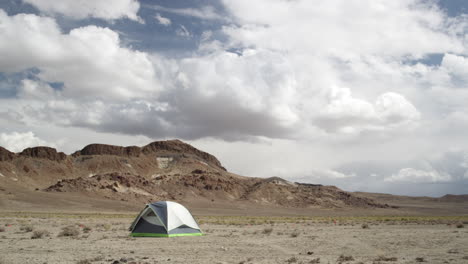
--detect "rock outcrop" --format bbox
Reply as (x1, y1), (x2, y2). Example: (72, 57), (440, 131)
(19, 147), (67, 161)
(0, 146), (15, 161)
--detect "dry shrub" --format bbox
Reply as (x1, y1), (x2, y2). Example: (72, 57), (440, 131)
(286, 256), (298, 263)
(455, 223), (464, 228)
(337, 255), (354, 262)
(83, 226), (92, 233)
(374, 256), (397, 261)
(76, 260), (91, 264)
(95, 223), (111, 231)
(31, 230), (50, 239)
(415, 257), (425, 262)
(290, 230), (300, 238)
(361, 223), (369, 229)
(309, 258), (320, 263)
(59, 226), (80, 237)
(0, 227), (4, 232)
(262, 227), (273, 235)
(20, 225), (33, 232)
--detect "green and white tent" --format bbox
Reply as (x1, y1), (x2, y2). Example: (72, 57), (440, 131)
(129, 201), (202, 237)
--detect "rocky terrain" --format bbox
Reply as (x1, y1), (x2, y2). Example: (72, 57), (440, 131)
(0, 140), (389, 210)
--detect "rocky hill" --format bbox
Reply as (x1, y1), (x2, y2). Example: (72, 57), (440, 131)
(0, 140), (387, 209)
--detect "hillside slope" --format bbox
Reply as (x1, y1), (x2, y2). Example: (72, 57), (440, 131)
(1, 140), (387, 210)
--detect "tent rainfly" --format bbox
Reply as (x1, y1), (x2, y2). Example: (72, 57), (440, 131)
(129, 201), (202, 237)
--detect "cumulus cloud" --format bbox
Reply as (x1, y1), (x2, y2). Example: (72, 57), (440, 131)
(0, 10), (159, 100)
(23, 0), (141, 21)
(316, 87), (420, 134)
(0, 131), (51, 152)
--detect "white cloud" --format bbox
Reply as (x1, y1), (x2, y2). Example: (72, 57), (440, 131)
(222, 0), (465, 57)
(176, 25), (191, 38)
(23, 0), (141, 21)
(148, 5), (224, 21)
(0, 10), (159, 101)
(385, 168), (452, 183)
(0, 131), (51, 152)
(155, 13), (171, 26)
(316, 87), (420, 134)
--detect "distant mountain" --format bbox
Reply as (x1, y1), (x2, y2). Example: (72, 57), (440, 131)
(0, 140), (386, 209)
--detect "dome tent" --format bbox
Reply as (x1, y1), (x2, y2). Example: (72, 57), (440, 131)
(129, 201), (202, 237)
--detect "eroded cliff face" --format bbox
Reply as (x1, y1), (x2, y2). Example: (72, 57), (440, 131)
(20, 147), (67, 161)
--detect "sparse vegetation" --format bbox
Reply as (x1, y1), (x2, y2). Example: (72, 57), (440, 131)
(262, 227), (273, 235)
(374, 256), (397, 261)
(309, 258), (320, 263)
(95, 223), (111, 231)
(76, 256), (104, 264)
(83, 226), (92, 233)
(361, 223), (369, 229)
(290, 230), (300, 237)
(20, 225), (33, 232)
(76, 260), (91, 264)
(415, 257), (425, 262)
(58, 225), (80, 237)
(337, 255), (354, 262)
(286, 256), (298, 263)
(0, 227), (4, 232)
(455, 222), (464, 228)
(31, 229), (50, 239)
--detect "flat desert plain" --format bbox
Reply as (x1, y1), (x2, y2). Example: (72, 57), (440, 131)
(0, 213), (467, 264)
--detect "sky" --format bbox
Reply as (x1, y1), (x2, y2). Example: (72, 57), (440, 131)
(0, 0), (467, 197)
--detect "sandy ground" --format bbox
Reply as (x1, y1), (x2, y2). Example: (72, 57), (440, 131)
(0, 215), (467, 264)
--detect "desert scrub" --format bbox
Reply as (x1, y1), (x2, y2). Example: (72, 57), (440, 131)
(31, 230), (50, 239)
(337, 255), (354, 262)
(95, 223), (111, 231)
(455, 222), (464, 228)
(262, 227), (273, 235)
(0, 227), (4, 232)
(374, 256), (397, 261)
(290, 230), (300, 237)
(20, 225), (33, 232)
(76, 256), (104, 264)
(58, 225), (80, 237)
(83, 226), (92, 233)
(361, 223), (369, 229)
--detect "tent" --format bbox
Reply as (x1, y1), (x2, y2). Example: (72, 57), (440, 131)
(129, 201), (202, 237)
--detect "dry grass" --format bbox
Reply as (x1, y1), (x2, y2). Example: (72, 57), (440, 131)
(83, 226), (92, 233)
(58, 226), (80, 237)
(262, 227), (273, 235)
(374, 256), (397, 261)
(31, 230), (50, 239)
(337, 255), (354, 262)
(290, 230), (300, 238)
(20, 225), (33, 232)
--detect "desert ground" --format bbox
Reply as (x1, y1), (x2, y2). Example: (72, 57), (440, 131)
(0, 213), (467, 264)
